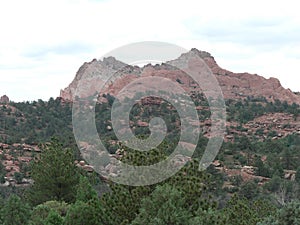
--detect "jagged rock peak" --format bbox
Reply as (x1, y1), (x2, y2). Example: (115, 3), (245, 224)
(85, 56), (127, 66)
(60, 48), (300, 105)
(101, 56), (128, 69)
(176, 48), (214, 60)
(73, 57), (128, 81)
(60, 57), (136, 101)
(168, 48), (220, 72)
(190, 48), (213, 58)
(0, 95), (9, 103)
(79, 57), (127, 72)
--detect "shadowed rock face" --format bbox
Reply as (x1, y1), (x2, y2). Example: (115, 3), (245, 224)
(60, 48), (300, 105)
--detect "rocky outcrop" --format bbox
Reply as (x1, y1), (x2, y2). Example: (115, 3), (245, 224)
(60, 57), (138, 101)
(60, 49), (300, 105)
(0, 95), (9, 103)
(182, 49), (300, 104)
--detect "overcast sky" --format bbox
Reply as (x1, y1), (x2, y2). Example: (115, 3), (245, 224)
(0, 0), (299, 102)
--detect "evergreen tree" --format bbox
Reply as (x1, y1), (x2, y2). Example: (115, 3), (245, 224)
(27, 138), (79, 205)
(64, 199), (103, 225)
(44, 210), (64, 225)
(76, 175), (98, 202)
(1, 194), (31, 225)
(296, 167), (300, 184)
(255, 158), (270, 177)
(258, 200), (300, 225)
(132, 184), (192, 225)
(189, 207), (227, 225)
(277, 200), (300, 225)
(29, 204), (50, 225)
(223, 195), (259, 225)
(239, 181), (260, 200)
(100, 145), (213, 224)
(29, 200), (69, 225)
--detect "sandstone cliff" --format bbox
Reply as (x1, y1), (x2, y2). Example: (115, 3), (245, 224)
(60, 49), (300, 105)
(0, 95), (9, 103)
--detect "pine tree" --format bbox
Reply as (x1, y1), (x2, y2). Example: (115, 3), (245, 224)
(258, 200), (300, 225)
(44, 210), (64, 225)
(27, 138), (79, 205)
(76, 175), (98, 202)
(1, 194), (31, 225)
(64, 199), (103, 225)
(29, 200), (69, 225)
(189, 207), (227, 225)
(99, 147), (213, 224)
(131, 184), (192, 225)
(296, 167), (300, 184)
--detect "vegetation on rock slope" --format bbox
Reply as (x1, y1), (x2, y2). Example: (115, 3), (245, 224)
(0, 93), (300, 224)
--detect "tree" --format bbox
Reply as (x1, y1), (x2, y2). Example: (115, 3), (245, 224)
(132, 184), (192, 225)
(258, 200), (300, 225)
(223, 195), (259, 225)
(282, 147), (292, 170)
(100, 184), (152, 224)
(29, 200), (69, 225)
(1, 194), (31, 225)
(44, 210), (64, 225)
(239, 181), (260, 200)
(277, 200), (300, 225)
(165, 159), (214, 211)
(27, 138), (79, 205)
(76, 175), (98, 202)
(264, 175), (282, 192)
(189, 207), (227, 225)
(28, 204), (50, 225)
(255, 158), (270, 177)
(64, 199), (103, 225)
(14, 172), (24, 184)
(95, 145), (213, 224)
(296, 167), (300, 184)
(236, 135), (253, 164)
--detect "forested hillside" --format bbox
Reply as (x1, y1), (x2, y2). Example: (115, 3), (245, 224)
(0, 94), (300, 224)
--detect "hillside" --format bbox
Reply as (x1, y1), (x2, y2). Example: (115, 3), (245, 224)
(0, 49), (300, 224)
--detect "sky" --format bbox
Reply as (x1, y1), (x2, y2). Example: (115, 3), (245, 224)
(0, 0), (299, 102)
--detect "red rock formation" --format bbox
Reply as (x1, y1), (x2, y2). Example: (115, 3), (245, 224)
(0, 95), (9, 103)
(60, 49), (300, 105)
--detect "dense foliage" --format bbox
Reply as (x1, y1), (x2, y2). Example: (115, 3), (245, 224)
(0, 95), (300, 224)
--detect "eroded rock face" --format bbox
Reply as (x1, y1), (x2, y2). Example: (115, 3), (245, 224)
(0, 95), (9, 103)
(60, 49), (300, 105)
(187, 49), (300, 104)
(60, 57), (131, 101)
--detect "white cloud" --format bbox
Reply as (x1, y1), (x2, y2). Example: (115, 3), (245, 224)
(0, 0), (300, 101)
